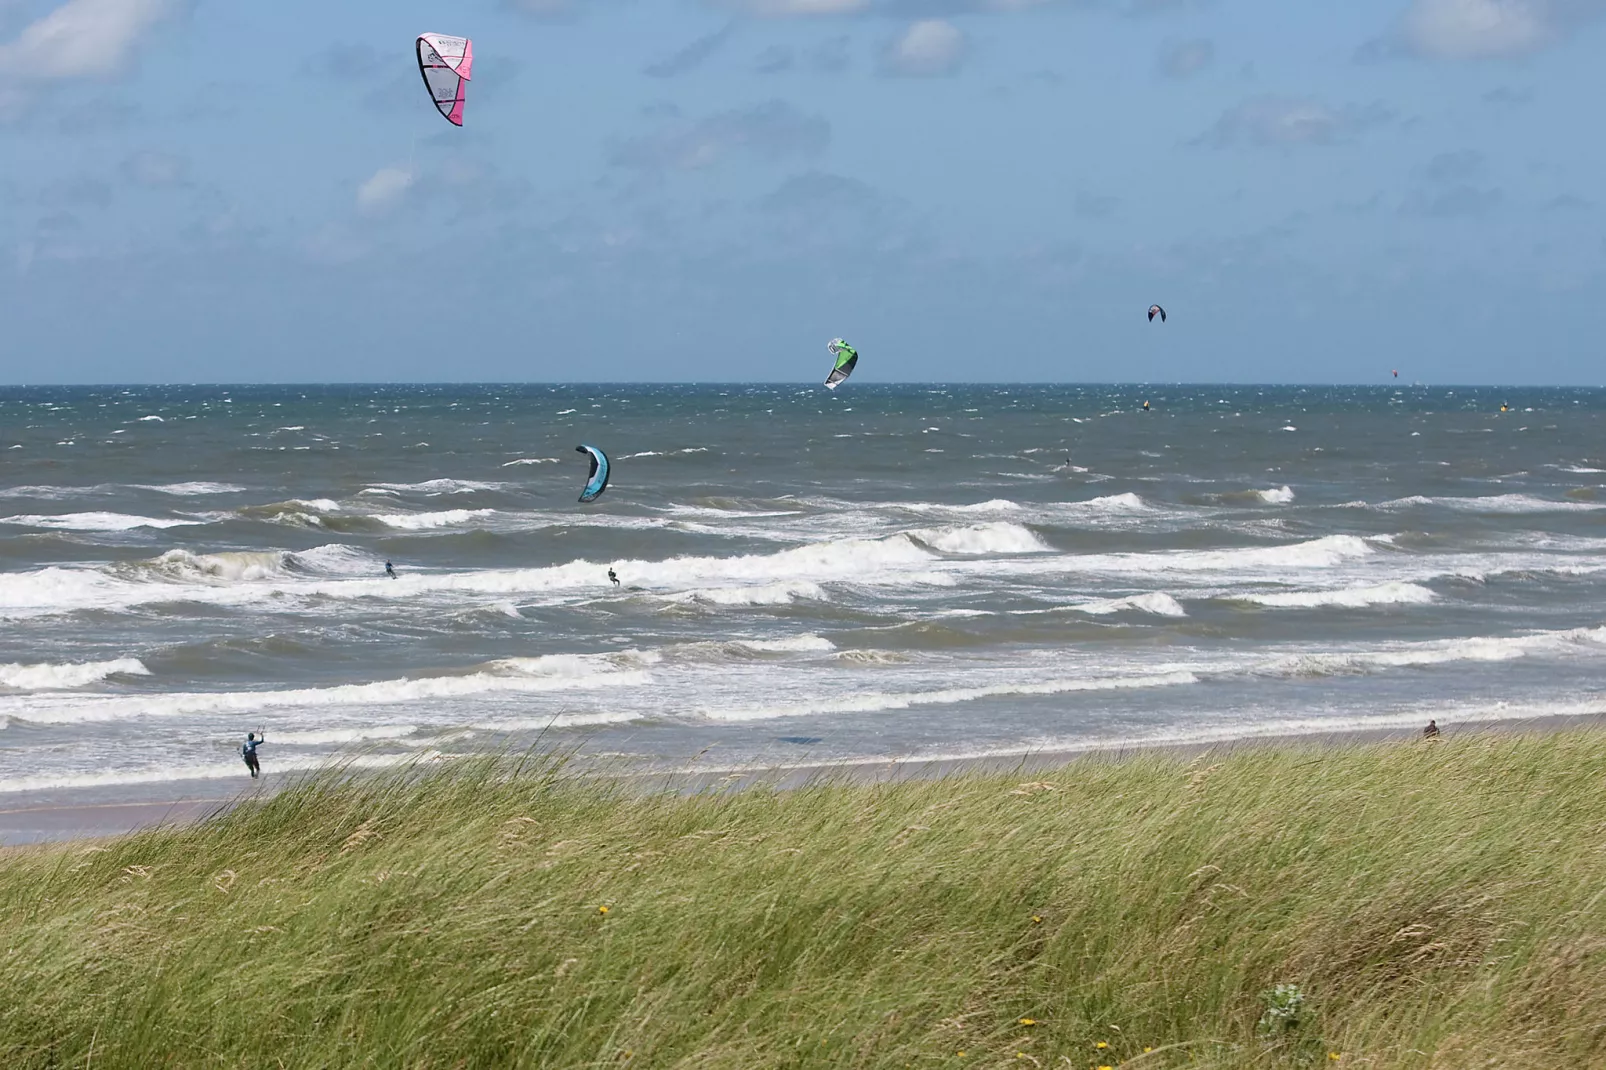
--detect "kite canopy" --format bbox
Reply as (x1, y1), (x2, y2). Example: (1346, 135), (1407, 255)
(416, 33), (473, 126)
(1147, 304), (1167, 323)
(824, 338), (858, 390)
(575, 444), (611, 503)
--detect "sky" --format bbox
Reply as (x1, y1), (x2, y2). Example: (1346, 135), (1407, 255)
(0, 0), (1602, 385)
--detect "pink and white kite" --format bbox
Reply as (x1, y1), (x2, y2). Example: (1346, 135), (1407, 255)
(416, 33), (473, 127)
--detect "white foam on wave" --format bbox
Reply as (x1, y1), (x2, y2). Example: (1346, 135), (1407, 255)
(0, 658), (150, 691)
(915, 521), (1049, 555)
(1071, 534), (1376, 576)
(1257, 486), (1295, 504)
(1071, 492), (1150, 514)
(895, 499), (1024, 515)
(135, 482), (246, 496)
(621, 447), (711, 459)
(367, 508), (495, 530)
(364, 479), (508, 494)
(1249, 626), (1606, 679)
(1, 650), (656, 726)
(1241, 582), (1436, 609)
(0, 485), (80, 499)
(147, 549), (295, 582)
(0, 528), (927, 618)
(1, 512), (197, 531)
(732, 635), (836, 653)
(1077, 592), (1188, 617)
(141, 544), (374, 584)
(240, 499), (342, 527)
(1375, 494), (1605, 514)
(673, 581), (828, 606)
(501, 457), (559, 466)
(697, 670), (1199, 722)
(271, 725), (421, 746)
(0, 752), (438, 796)
(648, 634), (838, 661)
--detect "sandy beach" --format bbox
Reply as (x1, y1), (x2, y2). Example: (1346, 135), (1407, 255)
(9, 709), (1603, 847)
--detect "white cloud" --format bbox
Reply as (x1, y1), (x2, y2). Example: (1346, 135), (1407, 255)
(883, 19), (967, 77)
(1196, 95), (1394, 148)
(0, 0), (181, 80)
(356, 167), (415, 215)
(1403, 0), (1552, 57)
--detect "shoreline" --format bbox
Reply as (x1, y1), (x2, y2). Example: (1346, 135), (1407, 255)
(6, 709), (1604, 847)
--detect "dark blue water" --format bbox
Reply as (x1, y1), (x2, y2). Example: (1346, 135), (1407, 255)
(3, 384), (1605, 808)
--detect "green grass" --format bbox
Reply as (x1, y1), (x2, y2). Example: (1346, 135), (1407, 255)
(5, 731), (1606, 1068)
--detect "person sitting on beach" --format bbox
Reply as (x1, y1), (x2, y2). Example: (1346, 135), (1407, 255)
(385, 561), (397, 579)
(1423, 719), (1440, 740)
(242, 732), (264, 778)
(608, 568), (619, 587)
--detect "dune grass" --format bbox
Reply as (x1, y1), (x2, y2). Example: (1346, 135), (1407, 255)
(4, 731), (1606, 1068)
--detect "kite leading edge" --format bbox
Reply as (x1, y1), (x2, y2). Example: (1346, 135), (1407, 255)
(576, 444), (611, 503)
(824, 339), (858, 390)
(416, 33), (473, 127)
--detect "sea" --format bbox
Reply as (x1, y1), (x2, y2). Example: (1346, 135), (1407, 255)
(3, 384), (1606, 811)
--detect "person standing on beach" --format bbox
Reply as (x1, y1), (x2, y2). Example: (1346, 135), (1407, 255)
(242, 732), (265, 777)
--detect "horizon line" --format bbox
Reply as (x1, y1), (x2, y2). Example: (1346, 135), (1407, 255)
(3, 381), (1603, 390)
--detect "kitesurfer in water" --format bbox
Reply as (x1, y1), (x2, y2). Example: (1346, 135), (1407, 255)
(608, 568), (619, 587)
(242, 732), (265, 778)
(1142, 400), (1151, 413)
(385, 561), (397, 579)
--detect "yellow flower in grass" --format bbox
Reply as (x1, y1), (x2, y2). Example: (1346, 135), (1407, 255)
(1329, 1055), (1342, 1062)
(1019, 1018), (1037, 1026)
(1095, 1041), (1109, 1049)
(1031, 915), (1043, 924)
(597, 905), (610, 915)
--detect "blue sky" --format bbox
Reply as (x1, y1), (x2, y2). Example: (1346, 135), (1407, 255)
(0, 0), (1602, 384)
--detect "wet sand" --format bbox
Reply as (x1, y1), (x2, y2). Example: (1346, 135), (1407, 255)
(0, 797), (234, 846)
(5, 711), (1603, 847)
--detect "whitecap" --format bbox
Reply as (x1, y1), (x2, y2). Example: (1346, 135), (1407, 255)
(1239, 582), (1435, 609)
(0, 658), (150, 690)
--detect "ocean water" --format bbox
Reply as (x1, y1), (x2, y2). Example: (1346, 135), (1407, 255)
(3, 383), (1606, 808)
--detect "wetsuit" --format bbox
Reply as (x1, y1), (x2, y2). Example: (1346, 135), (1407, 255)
(242, 736), (263, 778)
(608, 569), (619, 587)
(385, 562), (397, 579)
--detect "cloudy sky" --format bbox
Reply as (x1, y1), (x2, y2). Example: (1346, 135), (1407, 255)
(1, 0), (1601, 384)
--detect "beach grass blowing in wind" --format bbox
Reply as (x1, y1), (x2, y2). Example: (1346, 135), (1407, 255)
(4, 731), (1606, 1067)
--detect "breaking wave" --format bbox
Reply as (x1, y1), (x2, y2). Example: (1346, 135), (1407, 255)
(0, 512), (198, 531)
(1239, 582), (1436, 609)
(1248, 627), (1606, 679)
(1373, 494), (1606, 514)
(697, 671), (1199, 722)
(913, 522), (1049, 555)
(0, 650), (657, 726)
(1077, 592), (1188, 617)
(0, 658), (150, 691)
